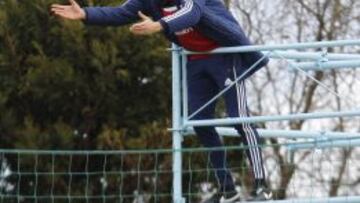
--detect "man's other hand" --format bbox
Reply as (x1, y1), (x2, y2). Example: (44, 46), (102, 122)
(130, 12), (163, 35)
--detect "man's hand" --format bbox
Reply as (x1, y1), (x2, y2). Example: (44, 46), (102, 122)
(130, 12), (163, 35)
(51, 0), (86, 20)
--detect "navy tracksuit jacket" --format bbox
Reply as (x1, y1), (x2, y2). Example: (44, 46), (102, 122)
(84, 0), (267, 193)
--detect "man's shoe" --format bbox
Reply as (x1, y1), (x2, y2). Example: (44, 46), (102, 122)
(247, 186), (273, 201)
(200, 193), (221, 203)
(219, 190), (242, 203)
(201, 190), (241, 203)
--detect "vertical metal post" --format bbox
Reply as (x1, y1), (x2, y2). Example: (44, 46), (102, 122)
(172, 44), (184, 203)
(181, 53), (189, 123)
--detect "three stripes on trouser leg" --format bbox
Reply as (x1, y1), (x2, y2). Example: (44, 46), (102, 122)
(233, 67), (264, 180)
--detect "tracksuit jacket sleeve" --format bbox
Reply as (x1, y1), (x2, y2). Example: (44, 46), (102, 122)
(83, 0), (144, 26)
(159, 0), (206, 33)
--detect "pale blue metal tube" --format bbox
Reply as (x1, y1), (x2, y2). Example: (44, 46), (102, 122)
(185, 110), (360, 127)
(171, 44), (183, 203)
(184, 39), (360, 55)
(267, 51), (360, 61)
(252, 196), (360, 203)
(288, 138), (360, 150)
(291, 60), (360, 71)
(181, 53), (188, 124)
(183, 127), (360, 149)
(183, 127), (360, 139)
(256, 129), (360, 139)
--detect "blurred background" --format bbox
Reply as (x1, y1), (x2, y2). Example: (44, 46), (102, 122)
(0, 0), (173, 151)
(0, 0), (359, 202)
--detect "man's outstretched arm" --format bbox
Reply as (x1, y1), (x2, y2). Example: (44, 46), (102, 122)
(51, 0), (144, 26)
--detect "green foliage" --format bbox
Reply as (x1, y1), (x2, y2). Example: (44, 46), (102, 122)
(0, 0), (175, 200)
(0, 0), (172, 150)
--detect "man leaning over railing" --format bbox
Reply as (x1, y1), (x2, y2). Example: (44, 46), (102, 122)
(51, 0), (272, 202)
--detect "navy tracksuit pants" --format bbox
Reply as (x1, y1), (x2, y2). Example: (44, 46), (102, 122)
(187, 54), (265, 192)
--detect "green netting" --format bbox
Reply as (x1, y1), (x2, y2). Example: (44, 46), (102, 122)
(0, 141), (359, 203)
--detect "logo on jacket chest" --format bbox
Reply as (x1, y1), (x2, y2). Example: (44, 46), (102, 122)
(175, 28), (194, 36)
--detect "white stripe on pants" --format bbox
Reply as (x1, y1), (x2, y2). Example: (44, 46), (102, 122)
(233, 67), (264, 179)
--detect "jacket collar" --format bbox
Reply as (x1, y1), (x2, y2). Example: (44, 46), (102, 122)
(152, 0), (182, 20)
(155, 0), (181, 8)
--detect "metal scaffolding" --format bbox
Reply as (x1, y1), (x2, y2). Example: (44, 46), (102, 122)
(171, 39), (360, 202)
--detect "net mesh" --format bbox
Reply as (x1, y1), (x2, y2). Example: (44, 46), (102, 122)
(0, 141), (359, 203)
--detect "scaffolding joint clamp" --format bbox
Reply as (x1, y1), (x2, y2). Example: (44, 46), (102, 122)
(316, 50), (329, 69)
